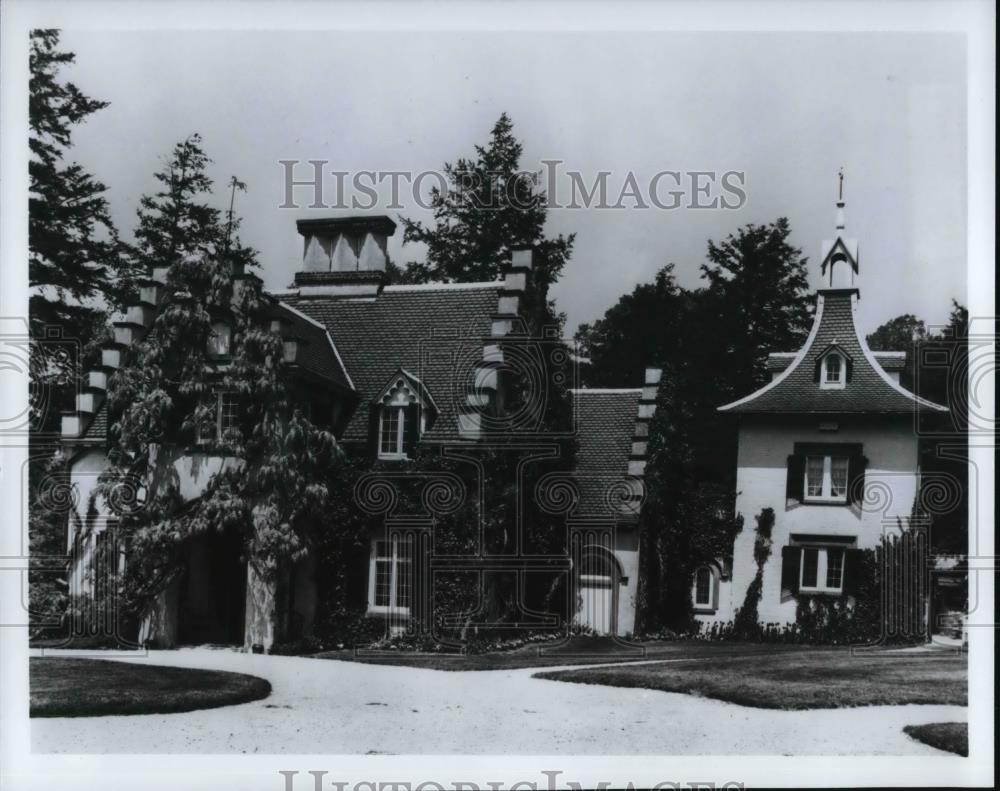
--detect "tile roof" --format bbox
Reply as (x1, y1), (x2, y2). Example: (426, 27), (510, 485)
(271, 300), (353, 392)
(767, 350), (906, 372)
(720, 289), (948, 414)
(281, 283), (502, 442)
(570, 389), (642, 518)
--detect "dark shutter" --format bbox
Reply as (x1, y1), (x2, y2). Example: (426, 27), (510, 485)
(841, 548), (863, 596)
(813, 358), (821, 383)
(847, 454), (868, 509)
(403, 403), (420, 458)
(786, 454), (805, 504)
(367, 404), (381, 461)
(845, 357), (854, 382)
(780, 545), (801, 600)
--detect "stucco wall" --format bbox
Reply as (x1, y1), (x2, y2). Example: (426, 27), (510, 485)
(614, 523), (640, 636)
(713, 416), (920, 626)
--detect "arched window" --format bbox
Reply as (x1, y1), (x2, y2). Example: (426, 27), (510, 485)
(692, 565), (717, 611)
(821, 351), (846, 389)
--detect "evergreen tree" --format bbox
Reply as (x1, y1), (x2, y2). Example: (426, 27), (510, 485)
(29, 30), (128, 401)
(99, 138), (344, 638)
(397, 113), (574, 290)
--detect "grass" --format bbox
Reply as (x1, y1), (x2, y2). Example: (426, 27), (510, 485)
(533, 649), (967, 710)
(30, 657), (271, 717)
(903, 722), (969, 756)
(312, 636), (818, 672)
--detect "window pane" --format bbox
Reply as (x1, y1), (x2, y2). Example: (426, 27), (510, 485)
(825, 354), (841, 382)
(695, 567), (711, 605)
(830, 457), (849, 498)
(826, 549), (845, 589)
(220, 393), (239, 438)
(374, 559), (391, 606)
(380, 408), (400, 454)
(806, 457), (824, 496)
(801, 548), (819, 588)
(395, 538), (412, 609)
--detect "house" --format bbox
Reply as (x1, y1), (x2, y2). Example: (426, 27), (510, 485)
(58, 215), (654, 649)
(696, 194), (949, 628)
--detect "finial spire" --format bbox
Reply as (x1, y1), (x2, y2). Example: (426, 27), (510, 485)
(835, 168), (845, 230)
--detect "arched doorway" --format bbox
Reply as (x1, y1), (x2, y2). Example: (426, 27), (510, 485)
(573, 539), (622, 635)
(177, 530), (247, 645)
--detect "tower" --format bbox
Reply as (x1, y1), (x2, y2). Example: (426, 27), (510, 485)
(819, 170), (860, 290)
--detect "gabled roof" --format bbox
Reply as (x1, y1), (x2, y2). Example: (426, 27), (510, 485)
(281, 282), (503, 442)
(570, 389), (642, 517)
(374, 368), (440, 415)
(719, 289), (948, 415)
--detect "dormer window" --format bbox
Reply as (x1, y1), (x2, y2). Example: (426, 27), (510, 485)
(821, 352), (844, 388)
(372, 370), (438, 461)
(378, 405), (406, 460)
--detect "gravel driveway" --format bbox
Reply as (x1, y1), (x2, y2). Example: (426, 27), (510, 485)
(31, 648), (965, 755)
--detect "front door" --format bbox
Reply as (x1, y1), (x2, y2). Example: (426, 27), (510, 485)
(177, 530), (247, 645)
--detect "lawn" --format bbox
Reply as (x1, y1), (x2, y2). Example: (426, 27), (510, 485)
(903, 722), (969, 756)
(533, 649), (967, 709)
(30, 657), (271, 717)
(313, 636), (817, 671)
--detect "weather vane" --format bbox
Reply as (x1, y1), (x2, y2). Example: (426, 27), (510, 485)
(838, 167), (844, 201)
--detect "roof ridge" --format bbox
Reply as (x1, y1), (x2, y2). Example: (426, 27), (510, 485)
(383, 280), (503, 293)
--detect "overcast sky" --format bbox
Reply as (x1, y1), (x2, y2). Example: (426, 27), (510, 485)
(58, 29), (967, 336)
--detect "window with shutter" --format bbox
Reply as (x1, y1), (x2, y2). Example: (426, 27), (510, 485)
(798, 546), (846, 594)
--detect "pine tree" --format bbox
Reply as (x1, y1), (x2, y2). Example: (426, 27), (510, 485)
(397, 113), (574, 289)
(99, 137), (344, 640)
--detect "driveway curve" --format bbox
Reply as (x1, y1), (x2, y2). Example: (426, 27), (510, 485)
(31, 648), (965, 755)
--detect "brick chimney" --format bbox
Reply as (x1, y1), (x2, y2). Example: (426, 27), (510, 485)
(293, 215), (396, 298)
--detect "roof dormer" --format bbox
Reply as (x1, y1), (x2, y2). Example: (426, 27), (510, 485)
(370, 369), (438, 460)
(814, 344), (852, 390)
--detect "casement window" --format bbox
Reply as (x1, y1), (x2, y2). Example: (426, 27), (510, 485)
(378, 406), (406, 459)
(207, 321), (232, 358)
(780, 539), (856, 599)
(197, 392), (240, 445)
(691, 565), (718, 611)
(804, 455), (850, 503)
(369, 536), (413, 614)
(798, 546), (846, 593)
(786, 443), (865, 509)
